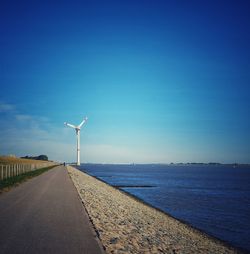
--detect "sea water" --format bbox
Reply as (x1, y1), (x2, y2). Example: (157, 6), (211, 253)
(78, 164), (250, 252)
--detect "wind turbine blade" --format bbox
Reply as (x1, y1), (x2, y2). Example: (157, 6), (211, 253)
(78, 117), (88, 128)
(64, 122), (76, 129)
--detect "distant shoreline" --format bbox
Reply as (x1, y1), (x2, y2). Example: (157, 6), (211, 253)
(75, 162), (250, 167)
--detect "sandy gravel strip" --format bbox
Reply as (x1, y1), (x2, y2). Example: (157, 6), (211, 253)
(67, 166), (240, 254)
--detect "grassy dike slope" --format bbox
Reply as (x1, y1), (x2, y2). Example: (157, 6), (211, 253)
(67, 166), (239, 254)
(0, 156), (50, 165)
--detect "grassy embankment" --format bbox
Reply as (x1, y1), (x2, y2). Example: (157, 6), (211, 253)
(0, 156), (51, 165)
(0, 156), (58, 193)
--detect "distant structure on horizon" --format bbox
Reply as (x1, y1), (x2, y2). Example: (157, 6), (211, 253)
(64, 117), (88, 166)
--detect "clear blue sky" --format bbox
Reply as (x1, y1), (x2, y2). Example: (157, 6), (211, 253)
(1, 0), (249, 163)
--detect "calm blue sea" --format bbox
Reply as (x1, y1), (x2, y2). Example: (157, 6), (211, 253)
(78, 164), (250, 252)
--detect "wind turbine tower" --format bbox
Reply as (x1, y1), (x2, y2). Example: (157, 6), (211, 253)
(64, 117), (88, 166)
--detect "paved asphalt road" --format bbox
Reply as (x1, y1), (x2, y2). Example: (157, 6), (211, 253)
(0, 166), (104, 254)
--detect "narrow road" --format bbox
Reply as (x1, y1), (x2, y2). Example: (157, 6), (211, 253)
(0, 166), (104, 254)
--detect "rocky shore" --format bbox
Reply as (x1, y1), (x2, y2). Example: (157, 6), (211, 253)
(67, 166), (239, 254)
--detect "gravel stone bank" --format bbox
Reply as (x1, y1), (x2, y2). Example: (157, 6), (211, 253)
(67, 166), (239, 254)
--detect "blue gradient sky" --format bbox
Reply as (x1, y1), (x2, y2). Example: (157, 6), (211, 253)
(1, 0), (249, 163)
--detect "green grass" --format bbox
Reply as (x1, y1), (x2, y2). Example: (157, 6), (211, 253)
(0, 165), (57, 193)
(0, 155), (50, 165)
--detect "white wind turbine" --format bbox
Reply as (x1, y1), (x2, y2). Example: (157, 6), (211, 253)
(64, 117), (88, 166)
